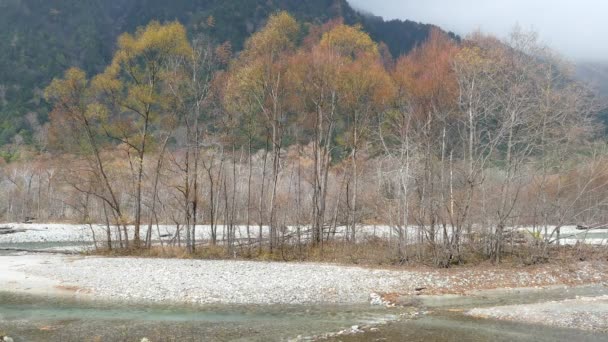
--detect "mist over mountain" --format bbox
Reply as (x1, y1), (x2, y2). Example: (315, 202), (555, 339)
(348, 0), (608, 62)
(577, 62), (608, 98)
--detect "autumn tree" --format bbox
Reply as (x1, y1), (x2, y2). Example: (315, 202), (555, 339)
(163, 34), (225, 251)
(44, 68), (129, 248)
(319, 24), (394, 242)
(225, 12), (299, 251)
(287, 22), (395, 245)
(91, 22), (192, 248)
(34, 18), (606, 266)
(385, 29), (460, 264)
(287, 20), (344, 245)
(452, 29), (600, 262)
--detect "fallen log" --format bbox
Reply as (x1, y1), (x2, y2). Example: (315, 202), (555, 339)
(576, 224), (608, 230)
(0, 248), (79, 255)
(0, 228), (26, 235)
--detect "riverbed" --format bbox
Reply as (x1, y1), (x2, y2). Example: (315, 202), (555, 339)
(2, 284), (608, 341)
(0, 291), (400, 341)
(1, 225), (608, 341)
(326, 285), (608, 342)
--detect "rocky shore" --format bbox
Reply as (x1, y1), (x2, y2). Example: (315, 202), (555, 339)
(0, 253), (604, 305)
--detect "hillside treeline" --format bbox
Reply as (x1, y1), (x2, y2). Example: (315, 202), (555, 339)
(1, 13), (606, 265)
(0, 0), (438, 145)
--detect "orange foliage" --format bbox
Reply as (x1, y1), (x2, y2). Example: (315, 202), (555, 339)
(394, 29), (460, 122)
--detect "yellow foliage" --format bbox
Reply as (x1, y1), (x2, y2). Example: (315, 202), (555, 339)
(98, 21), (193, 92)
(319, 24), (378, 59)
(341, 58), (395, 106)
(44, 67), (87, 103)
(455, 46), (488, 70)
(455, 36), (506, 76)
(128, 84), (157, 105)
(225, 13), (299, 116)
(88, 21), (195, 123)
(115, 21), (191, 63)
(90, 72), (122, 94)
(85, 103), (109, 121)
(241, 12), (299, 61)
(224, 60), (265, 113)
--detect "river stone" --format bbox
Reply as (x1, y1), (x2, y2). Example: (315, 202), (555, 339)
(369, 293), (384, 305)
(396, 295), (422, 307)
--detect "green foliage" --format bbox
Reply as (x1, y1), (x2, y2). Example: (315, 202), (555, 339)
(0, 149), (18, 163)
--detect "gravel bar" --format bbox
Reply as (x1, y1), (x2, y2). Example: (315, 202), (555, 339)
(24, 257), (409, 304)
(468, 295), (608, 332)
(19, 255), (608, 305)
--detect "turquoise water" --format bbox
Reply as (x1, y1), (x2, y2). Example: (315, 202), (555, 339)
(0, 292), (399, 341)
(327, 285), (608, 342)
(2, 286), (607, 341)
(333, 313), (608, 342)
(1, 237), (607, 341)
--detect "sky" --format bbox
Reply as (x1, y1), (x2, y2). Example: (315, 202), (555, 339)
(348, 0), (607, 62)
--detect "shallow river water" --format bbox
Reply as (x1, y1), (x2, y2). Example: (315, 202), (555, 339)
(329, 285), (608, 342)
(0, 234), (607, 341)
(1, 285), (607, 341)
(0, 292), (398, 341)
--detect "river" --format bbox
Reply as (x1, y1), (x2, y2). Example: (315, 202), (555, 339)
(1, 285), (607, 341)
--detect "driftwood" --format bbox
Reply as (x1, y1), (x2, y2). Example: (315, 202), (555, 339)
(576, 224), (608, 230)
(23, 216), (36, 224)
(0, 227), (26, 235)
(0, 247), (79, 255)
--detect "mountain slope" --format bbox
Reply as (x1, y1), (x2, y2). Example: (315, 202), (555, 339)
(576, 62), (608, 133)
(0, 0), (449, 146)
(576, 62), (608, 99)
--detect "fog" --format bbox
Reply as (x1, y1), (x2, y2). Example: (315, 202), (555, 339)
(348, 0), (608, 62)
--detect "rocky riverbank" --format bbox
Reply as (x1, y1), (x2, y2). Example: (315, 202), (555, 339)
(1, 253), (606, 305)
(2, 252), (608, 342)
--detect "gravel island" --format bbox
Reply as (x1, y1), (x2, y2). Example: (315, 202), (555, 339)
(1, 253), (605, 305)
(468, 295), (608, 332)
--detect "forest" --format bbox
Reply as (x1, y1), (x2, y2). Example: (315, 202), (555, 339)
(1, 12), (606, 266)
(0, 0), (439, 145)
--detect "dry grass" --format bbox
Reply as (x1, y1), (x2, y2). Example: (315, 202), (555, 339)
(91, 239), (403, 266)
(89, 239), (608, 270)
(94, 244), (227, 260)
